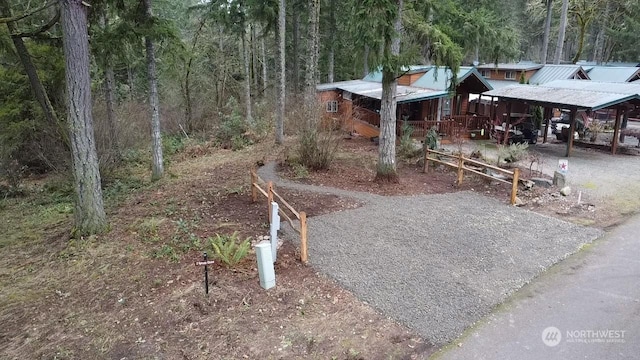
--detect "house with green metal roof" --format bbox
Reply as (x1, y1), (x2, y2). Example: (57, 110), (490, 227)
(316, 66), (493, 140)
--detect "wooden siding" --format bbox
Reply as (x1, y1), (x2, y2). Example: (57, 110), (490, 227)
(482, 69), (536, 82)
(398, 71), (429, 86)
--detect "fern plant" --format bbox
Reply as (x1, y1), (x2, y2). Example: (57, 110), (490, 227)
(209, 232), (251, 267)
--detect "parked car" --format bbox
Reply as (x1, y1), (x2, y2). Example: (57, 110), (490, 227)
(550, 111), (588, 141)
(493, 116), (538, 145)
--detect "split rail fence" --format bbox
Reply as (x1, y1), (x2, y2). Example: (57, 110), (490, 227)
(250, 169), (308, 264)
(423, 149), (520, 205)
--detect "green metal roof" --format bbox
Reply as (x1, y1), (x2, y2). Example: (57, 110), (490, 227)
(586, 66), (640, 83)
(362, 65), (433, 83)
(476, 62), (543, 71)
(528, 65), (588, 85)
(483, 83), (640, 111)
(412, 66), (492, 91)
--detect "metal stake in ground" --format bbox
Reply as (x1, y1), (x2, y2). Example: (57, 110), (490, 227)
(195, 252), (215, 294)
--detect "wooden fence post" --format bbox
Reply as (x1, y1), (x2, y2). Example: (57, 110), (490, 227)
(423, 149), (430, 173)
(300, 211), (308, 264)
(511, 168), (520, 205)
(250, 169), (257, 203)
(267, 181), (274, 222)
(457, 153), (464, 186)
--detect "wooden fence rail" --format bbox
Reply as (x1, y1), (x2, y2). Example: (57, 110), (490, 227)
(250, 169), (308, 264)
(423, 149), (520, 205)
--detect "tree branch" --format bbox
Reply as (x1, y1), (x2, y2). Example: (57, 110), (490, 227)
(11, 8), (59, 38)
(0, 0), (58, 24)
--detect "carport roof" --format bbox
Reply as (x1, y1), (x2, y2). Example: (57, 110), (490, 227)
(483, 83), (640, 110)
(544, 79), (640, 95)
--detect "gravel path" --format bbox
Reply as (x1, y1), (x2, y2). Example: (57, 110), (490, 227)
(442, 139), (640, 201)
(259, 163), (603, 346)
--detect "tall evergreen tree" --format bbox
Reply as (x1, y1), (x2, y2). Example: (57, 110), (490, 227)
(61, 0), (107, 235)
(540, 0), (553, 63)
(142, 0), (164, 181)
(553, 0), (569, 64)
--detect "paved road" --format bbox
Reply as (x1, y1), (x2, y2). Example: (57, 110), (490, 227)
(434, 213), (640, 360)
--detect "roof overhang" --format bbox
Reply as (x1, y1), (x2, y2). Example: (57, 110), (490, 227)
(317, 80), (449, 103)
(483, 84), (640, 111)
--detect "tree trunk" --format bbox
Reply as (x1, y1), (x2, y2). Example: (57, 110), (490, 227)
(541, 0), (553, 64)
(376, 0), (402, 181)
(275, 0), (286, 144)
(260, 30), (267, 91)
(553, 0), (569, 64)
(327, 0), (335, 83)
(143, 0), (164, 180)
(242, 29), (253, 126)
(184, 18), (206, 133)
(0, 0), (63, 137)
(61, 0), (107, 235)
(305, 0), (320, 102)
(100, 9), (119, 160)
(474, 31), (480, 64)
(593, 1), (609, 64)
(571, 17), (588, 64)
(363, 45), (369, 77)
(292, 9), (300, 94)
(104, 66), (119, 158)
(127, 64), (135, 99)
(251, 25), (257, 89)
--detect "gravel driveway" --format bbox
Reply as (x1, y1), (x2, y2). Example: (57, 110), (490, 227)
(259, 163), (602, 346)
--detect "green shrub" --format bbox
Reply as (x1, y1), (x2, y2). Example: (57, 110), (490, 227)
(209, 232), (251, 267)
(217, 98), (252, 150)
(398, 123), (421, 159)
(424, 126), (440, 151)
(163, 135), (187, 156)
(291, 162), (309, 179)
(497, 143), (529, 164)
(298, 127), (341, 171)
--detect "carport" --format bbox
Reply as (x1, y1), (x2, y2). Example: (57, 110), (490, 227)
(483, 80), (640, 156)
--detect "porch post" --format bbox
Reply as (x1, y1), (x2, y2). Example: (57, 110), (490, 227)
(612, 107), (622, 155)
(620, 108), (629, 143)
(437, 97), (442, 121)
(489, 97), (495, 123)
(504, 102), (512, 145)
(565, 108), (577, 157)
(543, 107), (550, 144)
(477, 94), (481, 114)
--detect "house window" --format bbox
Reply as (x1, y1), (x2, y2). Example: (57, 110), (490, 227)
(504, 71), (516, 80)
(326, 100), (338, 113)
(480, 70), (490, 79)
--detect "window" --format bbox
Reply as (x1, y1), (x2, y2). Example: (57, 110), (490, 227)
(480, 70), (490, 79)
(504, 71), (516, 80)
(326, 100), (338, 113)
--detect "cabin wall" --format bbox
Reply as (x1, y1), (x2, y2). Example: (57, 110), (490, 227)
(398, 71), (429, 86)
(480, 69), (537, 82)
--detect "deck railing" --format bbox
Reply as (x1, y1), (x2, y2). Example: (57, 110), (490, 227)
(353, 107), (380, 127)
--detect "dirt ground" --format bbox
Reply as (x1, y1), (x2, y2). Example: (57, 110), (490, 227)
(0, 141), (431, 360)
(1, 135), (624, 360)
